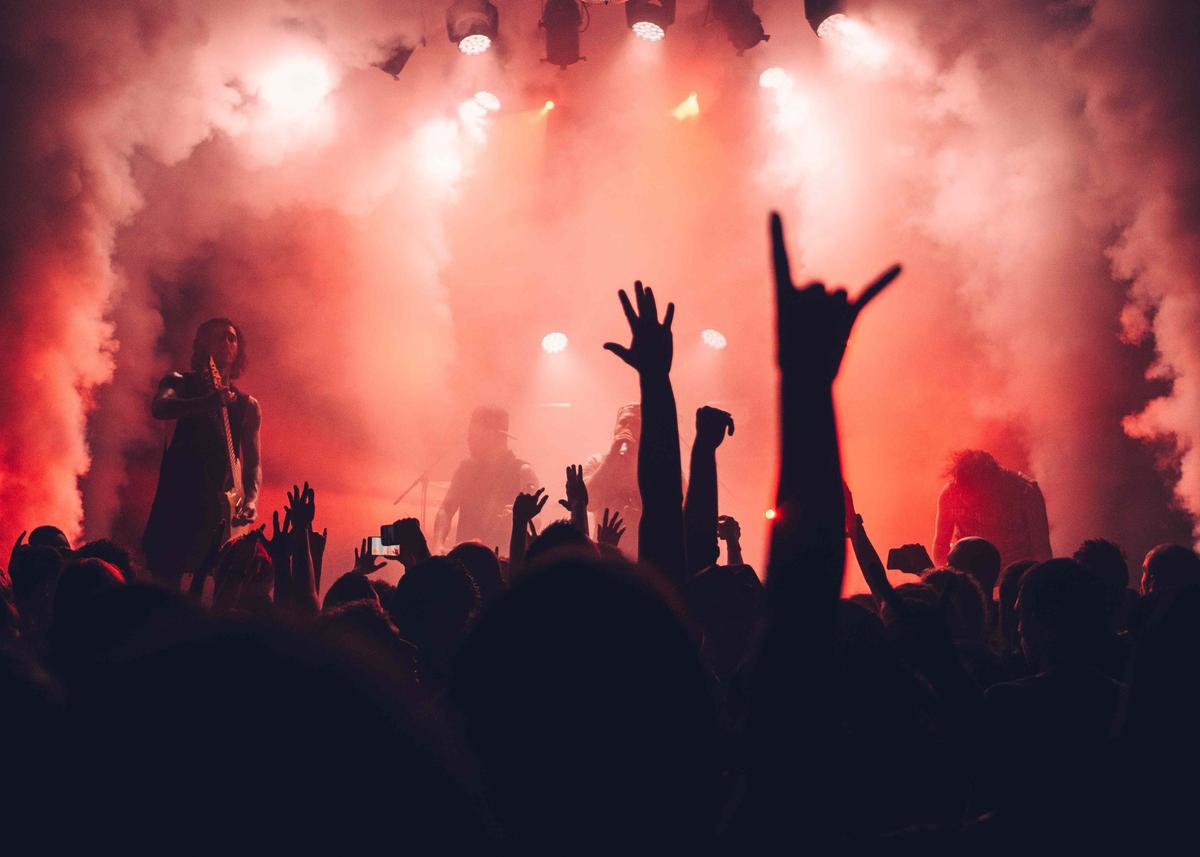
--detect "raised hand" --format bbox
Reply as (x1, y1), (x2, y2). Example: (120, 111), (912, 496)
(385, 518), (431, 567)
(558, 464), (589, 513)
(771, 212), (900, 382)
(596, 508), (627, 548)
(716, 514), (741, 543)
(286, 482), (316, 532)
(354, 538), (386, 575)
(695, 406), (735, 450)
(603, 280), (675, 378)
(513, 487), (548, 528)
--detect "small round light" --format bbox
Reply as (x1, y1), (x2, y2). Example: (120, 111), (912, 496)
(540, 100), (555, 115)
(473, 91), (501, 111)
(700, 328), (727, 350)
(815, 12), (847, 39)
(764, 508), (777, 520)
(758, 67), (791, 90)
(631, 21), (665, 41)
(542, 332), (568, 354)
(459, 34), (493, 55)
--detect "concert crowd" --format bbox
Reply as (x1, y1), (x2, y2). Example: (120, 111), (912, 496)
(3, 214), (1198, 851)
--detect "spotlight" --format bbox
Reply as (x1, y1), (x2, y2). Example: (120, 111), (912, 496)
(758, 67), (791, 90)
(804, 0), (845, 36)
(672, 92), (700, 120)
(711, 0), (769, 53)
(700, 328), (727, 350)
(542, 332), (568, 354)
(541, 0), (586, 69)
(540, 100), (555, 115)
(447, 0), (499, 55)
(765, 508), (777, 520)
(626, 0), (675, 41)
(473, 91), (501, 111)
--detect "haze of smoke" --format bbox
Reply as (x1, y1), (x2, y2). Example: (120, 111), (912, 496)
(2, 0), (1195, 576)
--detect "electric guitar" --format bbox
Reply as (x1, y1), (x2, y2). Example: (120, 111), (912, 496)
(206, 357), (248, 544)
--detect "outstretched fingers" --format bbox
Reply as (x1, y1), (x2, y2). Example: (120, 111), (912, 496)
(851, 264), (902, 320)
(770, 211), (794, 300)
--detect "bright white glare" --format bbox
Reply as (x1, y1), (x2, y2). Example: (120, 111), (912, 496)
(632, 21), (666, 41)
(473, 91), (501, 112)
(257, 56), (334, 123)
(540, 100), (556, 115)
(758, 67), (792, 90)
(815, 12), (847, 39)
(542, 332), (569, 354)
(415, 119), (465, 185)
(818, 14), (893, 70)
(459, 34), (492, 55)
(765, 508), (777, 520)
(701, 329), (727, 350)
(671, 92), (700, 121)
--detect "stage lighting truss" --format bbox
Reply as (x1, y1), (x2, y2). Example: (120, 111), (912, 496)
(710, 0), (769, 53)
(541, 0), (587, 69)
(447, 0), (499, 55)
(626, 0), (675, 41)
(804, 0), (846, 36)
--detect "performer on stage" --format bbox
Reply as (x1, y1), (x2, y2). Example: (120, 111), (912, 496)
(142, 318), (261, 588)
(583, 403), (642, 555)
(933, 449), (1051, 568)
(434, 406), (538, 551)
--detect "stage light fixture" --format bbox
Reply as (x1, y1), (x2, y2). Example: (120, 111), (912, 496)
(541, 0), (586, 69)
(626, 0), (675, 41)
(701, 328), (727, 349)
(711, 0), (769, 53)
(542, 332), (569, 354)
(804, 0), (845, 36)
(447, 0), (499, 55)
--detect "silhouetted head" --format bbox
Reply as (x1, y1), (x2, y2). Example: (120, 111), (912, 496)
(387, 556), (479, 688)
(525, 520), (598, 565)
(944, 449), (1005, 492)
(998, 559), (1037, 651)
(947, 537), (1002, 597)
(70, 616), (486, 848)
(51, 558), (125, 639)
(1017, 558), (1107, 669)
(1074, 538), (1130, 614)
(1140, 543), (1200, 596)
(75, 538), (134, 581)
(450, 556), (719, 848)
(315, 600), (418, 683)
(191, 317), (245, 379)
(448, 541), (505, 604)
(323, 572), (380, 612)
(613, 402), (641, 441)
(922, 567), (989, 643)
(684, 562), (766, 681)
(466, 405), (509, 458)
(28, 525), (70, 553)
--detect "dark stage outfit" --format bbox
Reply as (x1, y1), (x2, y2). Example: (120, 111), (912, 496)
(142, 371), (260, 582)
(442, 451), (538, 549)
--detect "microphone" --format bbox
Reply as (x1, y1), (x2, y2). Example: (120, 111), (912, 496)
(618, 441), (629, 456)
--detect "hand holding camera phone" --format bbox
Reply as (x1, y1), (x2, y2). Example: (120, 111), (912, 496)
(886, 543), (934, 575)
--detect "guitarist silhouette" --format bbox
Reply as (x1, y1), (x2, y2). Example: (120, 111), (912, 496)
(142, 318), (262, 589)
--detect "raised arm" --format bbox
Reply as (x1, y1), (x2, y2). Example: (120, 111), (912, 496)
(765, 212), (900, 625)
(685, 406), (734, 575)
(604, 281), (686, 585)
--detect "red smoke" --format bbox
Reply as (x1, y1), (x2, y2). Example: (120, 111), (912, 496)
(1, 0), (1196, 587)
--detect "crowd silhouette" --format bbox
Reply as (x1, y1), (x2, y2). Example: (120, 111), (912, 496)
(3, 212), (1199, 851)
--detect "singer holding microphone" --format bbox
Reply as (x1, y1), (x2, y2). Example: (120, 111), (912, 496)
(582, 403), (643, 556)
